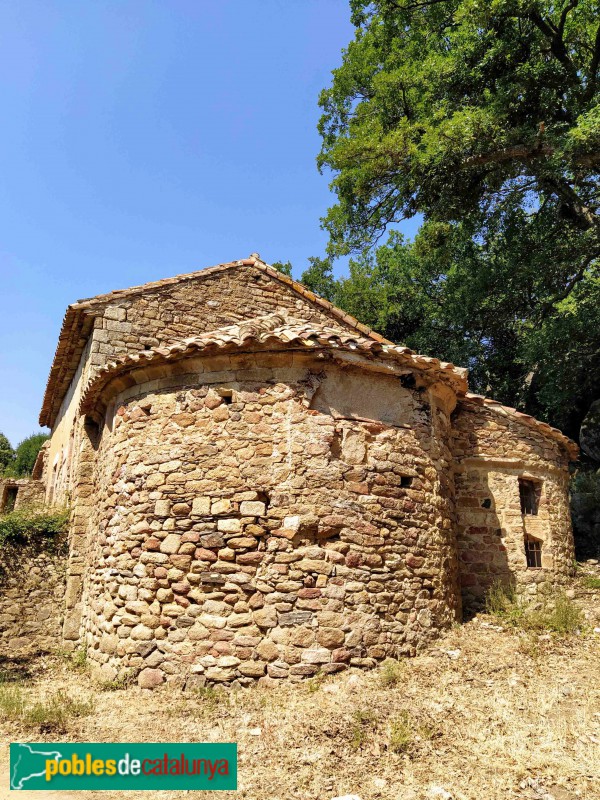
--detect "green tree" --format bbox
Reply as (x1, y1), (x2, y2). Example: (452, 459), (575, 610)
(319, 0), (600, 258)
(271, 260), (293, 277)
(300, 257), (337, 302)
(315, 0), (600, 439)
(12, 433), (49, 477)
(0, 433), (15, 473)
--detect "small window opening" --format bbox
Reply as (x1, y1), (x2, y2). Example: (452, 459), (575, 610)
(400, 476), (413, 488)
(481, 498), (492, 509)
(84, 416), (101, 449)
(2, 486), (18, 513)
(524, 536), (542, 569)
(218, 389), (233, 405)
(399, 373), (416, 390)
(519, 479), (540, 516)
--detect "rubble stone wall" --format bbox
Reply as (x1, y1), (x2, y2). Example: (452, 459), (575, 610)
(86, 265), (361, 377)
(452, 400), (574, 610)
(0, 478), (46, 513)
(0, 534), (67, 657)
(77, 351), (461, 687)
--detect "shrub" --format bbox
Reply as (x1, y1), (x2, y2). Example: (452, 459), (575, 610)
(350, 709), (378, 749)
(378, 658), (406, 687)
(0, 506), (69, 547)
(541, 594), (584, 634)
(0, 686), (93, 733)
(485, 581), (525, 625)
(485, 582), (583, 635)
(388, 711), (413, 753)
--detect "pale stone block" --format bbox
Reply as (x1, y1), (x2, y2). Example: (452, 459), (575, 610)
(240, 501), (266, 516)
(217, 518), (241, 533)
(160, 533), (181, 554)
(192, 497), (211, 515)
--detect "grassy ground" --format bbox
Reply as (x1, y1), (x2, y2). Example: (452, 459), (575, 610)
(1, 564), (599, 800)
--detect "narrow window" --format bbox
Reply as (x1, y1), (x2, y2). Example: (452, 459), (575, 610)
(524, 536), (542, 569)
(1, 486), (18, 513)
(519, 478), (539, 516)
(400, 476), (413, 488)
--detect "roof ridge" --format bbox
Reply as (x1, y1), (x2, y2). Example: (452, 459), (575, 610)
(40, 255), (396, 427)
(460, 392), (578, 460)
(69, 255), (394, 345)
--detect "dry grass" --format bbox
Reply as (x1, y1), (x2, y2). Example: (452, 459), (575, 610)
(1, 570), (599, 800)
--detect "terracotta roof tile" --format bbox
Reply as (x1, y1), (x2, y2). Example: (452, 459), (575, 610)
(79, 313), (469, 416)
(462, 393), (578, 460)
(39, 256), (395, 428)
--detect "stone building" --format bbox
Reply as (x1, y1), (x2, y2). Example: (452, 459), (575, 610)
(17, 255), (577, 686)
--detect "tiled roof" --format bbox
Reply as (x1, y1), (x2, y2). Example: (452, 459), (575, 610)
(39, 256), (392, 428)
(460, 393), (578, 460)
(79, 312), (469, 416)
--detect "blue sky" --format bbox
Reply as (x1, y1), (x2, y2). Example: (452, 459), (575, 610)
(0, 0), (419, 447)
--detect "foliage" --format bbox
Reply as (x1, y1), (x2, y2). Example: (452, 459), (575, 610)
(571, 468), (600, 516)
(4, 433), (49, 477)
(314, 0), (600, 440)
(0, 506), (69, 548)
(300, 257), (337, 301)
(582, 574), (600, 589)
(319, 0), (600, 254)
(271, 260), (293, 277)
(378, 657), (406, 687)
(100, 670), (136, 691)
(350, 708), (378, 749)
(485, 581), (583, 634)
(0, 684), (94, 733)
(388, 711), (414, 753)
(0, 433), (15, 473)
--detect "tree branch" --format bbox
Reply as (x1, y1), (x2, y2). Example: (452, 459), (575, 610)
(539, 250), (600, 318)
(388, 0), (453, 10)
(557, 0), (578, 39)
(583, 21), (600, 102)
(463, 144), (600, 170)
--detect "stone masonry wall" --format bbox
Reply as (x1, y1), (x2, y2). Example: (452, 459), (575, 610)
(0, 478), (46, 513)
(47, 264), (372, 510)
(0, 534), (67, 658)
(86, 265), (362, 381)
(452, 400), (574, 610)
(76, 351), (461, 687)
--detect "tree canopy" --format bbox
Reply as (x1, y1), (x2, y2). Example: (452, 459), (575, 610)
(319, 0), (600, 255)
(0, 433), (15, 473)
(313, 0), (600, 441)
(9, 433), (49, 478)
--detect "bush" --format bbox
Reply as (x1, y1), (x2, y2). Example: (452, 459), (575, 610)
(0, 506), (69, 547)
(378, 658), (406, 687)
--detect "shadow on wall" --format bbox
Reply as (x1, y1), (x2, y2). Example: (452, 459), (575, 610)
(455, 469), (513, 619)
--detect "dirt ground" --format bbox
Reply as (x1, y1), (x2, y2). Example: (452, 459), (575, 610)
(1, 565), (599, 800)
